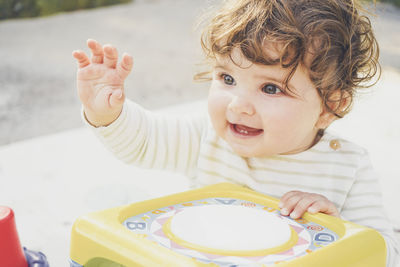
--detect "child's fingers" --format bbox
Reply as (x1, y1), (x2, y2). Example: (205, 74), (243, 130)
(280, 191), (340, 219)
(279, 191), (303, 216)
(103, 44), (118, 69)
(109, 89), (125, 108)
(95, 88), (115, 110)
(117, 53), (133, 80)
(289, 197), (317, 219)
(307, 200), (339, 217)
(279, 190), (301, 208)
(87, 39), (104, 64)
(72, 50), (90, 69)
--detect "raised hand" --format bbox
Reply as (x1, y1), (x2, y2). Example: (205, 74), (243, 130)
(72, 39), (133, 127)
(279, 191), (340, 219)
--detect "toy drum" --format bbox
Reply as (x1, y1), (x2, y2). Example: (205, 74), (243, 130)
(69, 183), (386, 266)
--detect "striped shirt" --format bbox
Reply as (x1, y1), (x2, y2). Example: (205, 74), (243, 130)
(90, 100), (399, 266)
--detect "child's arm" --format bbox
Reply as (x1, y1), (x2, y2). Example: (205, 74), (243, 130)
(72, 39), (133, 127)
(91, 100), (207, 177)
(340, 152), (399, 267)
(73, 40), (208, 177)
(278, 191), (339, 219)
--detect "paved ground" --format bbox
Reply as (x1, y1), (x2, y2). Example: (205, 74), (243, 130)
(0, 0), (399, 266)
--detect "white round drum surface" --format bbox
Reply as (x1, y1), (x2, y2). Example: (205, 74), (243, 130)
(169, 205), (292, 251)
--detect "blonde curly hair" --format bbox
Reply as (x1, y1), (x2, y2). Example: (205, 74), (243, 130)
(198, 0), (380, 117)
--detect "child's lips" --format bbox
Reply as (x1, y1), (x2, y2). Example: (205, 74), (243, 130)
(229, 123), (264, 137)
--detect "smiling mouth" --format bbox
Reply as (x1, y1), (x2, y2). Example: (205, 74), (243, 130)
(229, 123), (264, 137)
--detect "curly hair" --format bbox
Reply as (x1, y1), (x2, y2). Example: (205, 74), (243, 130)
(198, 0), (380, 117)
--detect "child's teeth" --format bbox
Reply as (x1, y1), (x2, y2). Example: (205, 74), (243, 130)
(239, 129), (248, 134)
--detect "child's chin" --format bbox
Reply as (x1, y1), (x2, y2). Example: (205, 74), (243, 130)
(230, 146), (260, 158)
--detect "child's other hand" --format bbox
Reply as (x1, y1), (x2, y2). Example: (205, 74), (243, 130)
(72, 39), (133, 127)
(279, 191), (339, 219)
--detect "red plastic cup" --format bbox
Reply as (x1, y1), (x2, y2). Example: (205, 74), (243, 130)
(0, 206), (28, 267)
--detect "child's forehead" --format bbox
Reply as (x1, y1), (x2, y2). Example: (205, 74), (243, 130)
(212, 39), (315, 69)
(212, 45), (313, 73)
(213, 45), (280, 68)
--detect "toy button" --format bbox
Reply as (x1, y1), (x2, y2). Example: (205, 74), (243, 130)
(315, 233), (335, 242)
(329, 140), (341, 150)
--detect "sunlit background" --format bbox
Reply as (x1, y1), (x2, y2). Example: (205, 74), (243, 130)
(0, 0), (399, 266)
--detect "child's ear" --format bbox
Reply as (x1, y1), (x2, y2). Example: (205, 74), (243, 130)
(316, 90), (352, 129)
(316, 110), (336, 130)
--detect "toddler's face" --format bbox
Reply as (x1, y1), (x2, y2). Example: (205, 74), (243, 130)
(208, 48), (326, 157)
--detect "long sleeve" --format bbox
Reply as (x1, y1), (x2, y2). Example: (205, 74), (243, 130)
(87, 100), (208, 177)
(340, 151), (399, 267)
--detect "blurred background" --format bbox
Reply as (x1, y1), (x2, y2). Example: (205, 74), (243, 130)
(0, 0), (399, 145)
(0, 0), (210, 146)
(0, 0), (399, 266)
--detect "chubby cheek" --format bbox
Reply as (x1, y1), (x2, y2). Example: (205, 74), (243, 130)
(259, 102), (319, 143)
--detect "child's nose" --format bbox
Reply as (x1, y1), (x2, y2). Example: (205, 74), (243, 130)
(228, 95), (255, 115)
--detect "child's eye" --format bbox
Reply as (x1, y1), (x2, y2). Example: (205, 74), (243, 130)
(262, 84), (282, 95)
(221, 74), (236, 86)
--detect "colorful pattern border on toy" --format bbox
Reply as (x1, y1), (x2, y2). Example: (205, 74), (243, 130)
(69, 183), (386, 267)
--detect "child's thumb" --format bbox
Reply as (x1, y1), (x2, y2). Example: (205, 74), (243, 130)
(117, 53), (133, 80)
(109, 89), (124, 108)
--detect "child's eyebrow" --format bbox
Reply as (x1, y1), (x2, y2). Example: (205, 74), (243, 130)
(213, 64), (232, 72)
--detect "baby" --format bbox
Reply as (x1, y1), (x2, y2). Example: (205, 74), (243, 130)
(73, 0), (399, 265)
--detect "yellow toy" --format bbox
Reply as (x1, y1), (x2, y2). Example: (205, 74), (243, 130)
(69, 183), (386, 266)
